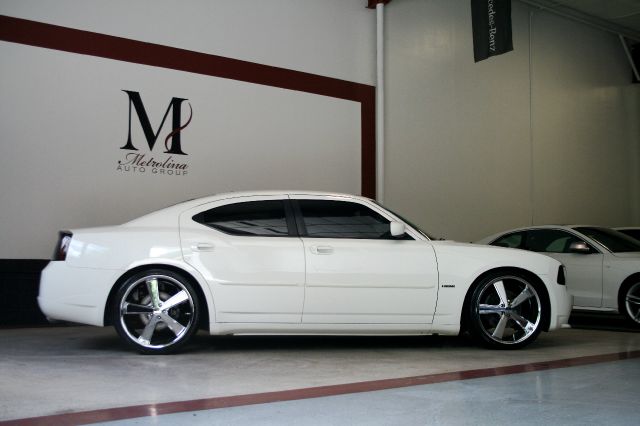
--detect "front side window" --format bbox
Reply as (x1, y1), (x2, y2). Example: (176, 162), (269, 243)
(298, 200), (399, 239)
(524, 229), (593, 253)
(193, 200), (289, 236)
(574, 227), (640, 253)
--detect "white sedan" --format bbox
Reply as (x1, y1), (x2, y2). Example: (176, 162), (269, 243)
(477, 225), (640, 326)
(39, 191), (571, 354)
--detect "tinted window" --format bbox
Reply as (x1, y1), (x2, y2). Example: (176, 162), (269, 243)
(574, 227), (640, 253)
(616, 229), (640, 243)
(524, 229), (592, 253)
(492, 232), (524, 248)
(193, 200), (289, 236)
(298, 200), (396, 239)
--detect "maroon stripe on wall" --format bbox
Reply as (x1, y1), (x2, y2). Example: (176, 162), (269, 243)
(3, 350), (639, 426)
(0, 14), (376, 198)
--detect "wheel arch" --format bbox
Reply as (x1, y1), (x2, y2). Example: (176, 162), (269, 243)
(460, 266), (552, 333)
(103, 263), (211, 330)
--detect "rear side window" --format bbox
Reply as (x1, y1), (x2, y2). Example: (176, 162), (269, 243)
(193, 200), (289, 236)
(297, 200), (398, 239)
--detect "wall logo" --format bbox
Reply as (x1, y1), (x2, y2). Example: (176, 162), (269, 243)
(116, 90), (192, 176)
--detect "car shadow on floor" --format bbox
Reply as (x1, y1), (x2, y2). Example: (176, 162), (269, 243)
(569, 311), (639, 332)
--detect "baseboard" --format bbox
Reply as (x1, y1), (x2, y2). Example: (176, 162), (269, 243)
(0, 259), (50, 326)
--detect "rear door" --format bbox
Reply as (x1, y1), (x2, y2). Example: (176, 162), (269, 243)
(180, 195), (305, 323)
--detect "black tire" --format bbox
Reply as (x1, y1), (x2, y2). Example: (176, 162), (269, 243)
(620, 281), (640, 327)
(112, 269), (200, 354)
(468, 271), (545, 349)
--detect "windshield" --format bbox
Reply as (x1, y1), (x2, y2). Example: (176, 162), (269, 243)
(574, 227), (640, 253)
(373, 201), (435, 240)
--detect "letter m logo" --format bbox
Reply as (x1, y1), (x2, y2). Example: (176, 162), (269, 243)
(121, 90), (192, 155)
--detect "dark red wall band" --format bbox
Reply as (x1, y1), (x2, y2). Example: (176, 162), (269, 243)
(0, 14), (376, 198)
(367, 0), (392, 9)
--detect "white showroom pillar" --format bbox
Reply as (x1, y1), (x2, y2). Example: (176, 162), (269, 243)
(376, 2), (385, 203)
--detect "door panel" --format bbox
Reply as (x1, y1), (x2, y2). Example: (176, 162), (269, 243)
(546, 253), (603, 307)
(302, 238), (439, 324)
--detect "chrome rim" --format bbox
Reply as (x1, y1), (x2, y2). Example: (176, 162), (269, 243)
(119, 274), (195, 350)
(625, 282), (640, 324)
(476, 276), (542, 345)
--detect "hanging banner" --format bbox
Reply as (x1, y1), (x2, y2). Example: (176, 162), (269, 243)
(471, 0), (513, 62)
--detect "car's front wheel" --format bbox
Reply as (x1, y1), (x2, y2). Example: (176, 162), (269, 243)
(468, 272), (545, 349)
(112, 269), (200, 354)
(622, 281), (640, 327)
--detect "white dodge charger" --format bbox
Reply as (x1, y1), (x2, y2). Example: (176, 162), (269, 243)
(39, 191), (572, 354)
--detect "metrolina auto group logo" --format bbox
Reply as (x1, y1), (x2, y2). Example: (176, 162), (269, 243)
(116, 90), (192, 176)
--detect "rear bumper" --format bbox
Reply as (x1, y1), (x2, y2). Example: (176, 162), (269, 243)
(38, 261), (122, 326)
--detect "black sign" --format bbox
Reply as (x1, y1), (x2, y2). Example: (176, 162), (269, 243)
(471, 0), (513, 62)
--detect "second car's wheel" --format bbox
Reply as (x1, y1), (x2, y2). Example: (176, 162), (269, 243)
(468, 272), (545, 349)
(112, 269), (200, 354)
(622, 281), (640, 327)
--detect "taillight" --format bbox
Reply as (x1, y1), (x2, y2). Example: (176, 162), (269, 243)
(557, 265), (566, 285)
(53, 231), (73, 261)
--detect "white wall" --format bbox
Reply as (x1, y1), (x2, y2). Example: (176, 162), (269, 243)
(1, 0), (638, 258)
(384, 0), (640, 242)
(0, 0), (375, 259)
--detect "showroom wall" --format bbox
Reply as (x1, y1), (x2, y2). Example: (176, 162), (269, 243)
(1, 0), (639, 260)
(384, 0), (640, 242)
(0, 0), (376, 259)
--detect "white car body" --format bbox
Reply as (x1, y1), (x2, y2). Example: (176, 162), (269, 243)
(39, 191), (571, 352)
(477, 225), (640, 313)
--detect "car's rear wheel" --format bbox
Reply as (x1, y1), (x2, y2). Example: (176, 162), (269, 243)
(468, 272), (544, 349)
(622, 281), (640, 327)
(112, 269), (200, 354)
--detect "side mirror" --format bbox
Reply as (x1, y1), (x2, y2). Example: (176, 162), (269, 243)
(390, 221), (406, 237)
(569, 241), (591, 254)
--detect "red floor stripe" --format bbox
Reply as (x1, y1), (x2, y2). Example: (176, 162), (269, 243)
(3, 350), (640, 426)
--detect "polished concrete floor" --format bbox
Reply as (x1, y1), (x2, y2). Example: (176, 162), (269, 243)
(0, 322), (639, 425)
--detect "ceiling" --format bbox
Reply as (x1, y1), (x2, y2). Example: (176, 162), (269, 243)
(519, 0), (640, 41)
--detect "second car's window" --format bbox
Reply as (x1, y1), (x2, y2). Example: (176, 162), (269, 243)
(492, 232), (524, 248)
(298, 200), (395, 239)
(524, 229), (589, 253)
(193, 200), (289, 236)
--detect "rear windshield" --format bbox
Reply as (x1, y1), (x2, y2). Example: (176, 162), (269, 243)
(574, 227), (640, 253)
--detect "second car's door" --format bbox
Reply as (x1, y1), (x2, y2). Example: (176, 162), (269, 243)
(292, 195), (439, 324)
(524, 229), (604, 308)
(180, 195), (305, 323)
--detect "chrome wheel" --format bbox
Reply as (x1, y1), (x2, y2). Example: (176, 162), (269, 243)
(114, 271), (198, 353)
(624, 282), (640, 325)
(471, 274), (543, 348)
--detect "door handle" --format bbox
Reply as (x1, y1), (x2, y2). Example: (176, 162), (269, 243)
(192, 243), (215, 252)
(311, 245), (334, 255)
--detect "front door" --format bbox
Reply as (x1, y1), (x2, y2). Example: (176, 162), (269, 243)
(525, 229), (604, 307)
(291, 196), (439, 324)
